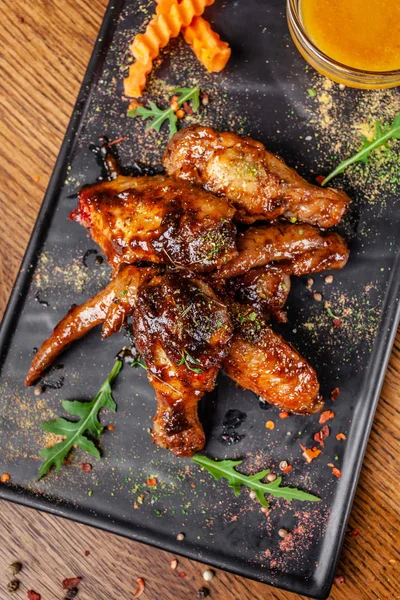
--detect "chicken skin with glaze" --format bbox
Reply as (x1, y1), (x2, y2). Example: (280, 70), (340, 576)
(163, 125), (350, 227)
(132, 271), (232, 456)
(72, 174), (237, 274)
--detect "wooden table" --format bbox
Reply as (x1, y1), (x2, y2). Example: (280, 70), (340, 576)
(0, 2), (399, 599)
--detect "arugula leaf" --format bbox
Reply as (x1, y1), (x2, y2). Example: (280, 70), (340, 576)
(128, 87), (200, 138)
(38, 360), (122, 479)
(322, 112), (400, 185)
(192, 455), (320, 507)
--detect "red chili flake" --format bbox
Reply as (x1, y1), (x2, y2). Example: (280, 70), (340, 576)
(33, 176), (41, 183)
(330, 387), (341, 400)
(300, 445), (322, 463)
(18, 16), (25, 23)
(265, 420), (275, 430)
(336, 433), (347, 441)
(332, 467), (342, 478)
(183, 101), (194, 115)
(349, 529), (359, 536)
(176, 570), (187, 578)
(334, 574), (345, 584)
(319, 410), (335, 424)
(332, 318), (342, 328)
(27, 592), (41, 600)
(0, 473), (11, 482)
(107, 424), (115, 431)
(84, 550), (90, 556)
(170, 95), (179, 111)
(62, 577), (82, 590)
(314, 424), (330, 447)
(282, 465), (293, 474)
(327, 463), (335, 467)
(315, 175), (325, 185)
(65, 459), (72, 466)
(81, 463), (92, 473)
(133, 577), (145, 598)
(279, 411), (290, 419)
(147, 477), (157, 487)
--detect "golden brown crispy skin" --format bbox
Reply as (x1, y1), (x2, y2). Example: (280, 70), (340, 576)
(163, 125), (350, 227)
(72, 174), (237, 273)
(132, 272), (232, 456)
(228, 266), (291, 322)
(218, 223), (349, 279)
(223, 304), (323, 414)
(25, 266), (156, 386)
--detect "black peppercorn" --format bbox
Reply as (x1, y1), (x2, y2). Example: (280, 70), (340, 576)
(196, 587), (210, 599)
(7, 580), (20, 593)
(66, 589), (79, 599)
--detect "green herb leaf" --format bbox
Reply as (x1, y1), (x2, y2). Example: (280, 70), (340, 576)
(177, 350), (203, 373)
(129, 86), (200, 138)
(192, 455), (320, 507)
(322, 112), (400, 185)
(131, 356), (147, 370)
(307, 88), (316, 97)
(38, 360), (122, 479)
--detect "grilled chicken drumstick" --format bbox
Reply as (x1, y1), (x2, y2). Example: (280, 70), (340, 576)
(223, 303), (322, 414)
(72, 173), (237, 274)
(25, 265), (157, 386)
(218, 223), (349, 279)
(163, 125), (350, 227)
(132, 272), (232, 456)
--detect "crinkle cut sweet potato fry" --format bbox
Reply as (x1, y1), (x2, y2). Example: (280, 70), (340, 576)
(132, 0), (215, 64)
(124, 59), (152, 98)
(156, 0), (231, 72)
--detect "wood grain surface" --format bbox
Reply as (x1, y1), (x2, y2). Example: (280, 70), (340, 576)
(0, 1), (399, 599)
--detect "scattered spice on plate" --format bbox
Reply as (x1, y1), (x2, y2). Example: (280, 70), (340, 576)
(147, 477), (157, 486)
(107, 424), (115, 431)
(265, 420), (275, 430)
(1, 473), (11, 482)
(62, 577), (82, 590)
(319, 410), (335, 424)
(332, 467), (342, 478)
(336, 433), (347, 441)
(300, 445), (322, 463)
(133, 578), (145, 598)
(282, 464), (293, 474)
(279, 411), (290, 419)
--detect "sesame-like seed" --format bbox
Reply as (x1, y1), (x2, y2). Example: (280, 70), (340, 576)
(176, 532), (185, 541)
(307, 278), (314, 288)
(279, 461), (288, 471)
(249, 490), (257, 501)
(313, 292), (323, 302)
(325, 275), (333, 284)
(34, 385), (44, 396)
(266, 473), (277, 482)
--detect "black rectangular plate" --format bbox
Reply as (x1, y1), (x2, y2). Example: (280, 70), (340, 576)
(1, 1), (400, 598)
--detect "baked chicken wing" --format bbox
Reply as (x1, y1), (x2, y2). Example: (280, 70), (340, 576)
(72, 174), (237, 274)
(132, 271), (232, 456)
(223, 304), (322, 414)
(163, 125), (350, 227)
(218, 223), (349, 279)
(25, 265), (157, 386)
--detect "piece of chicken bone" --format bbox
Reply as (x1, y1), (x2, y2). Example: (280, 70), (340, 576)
(132, 271), (233, 456)
(163, 125), (350, 227)
(223, 303), (323, 415)
(25, 265), (157, 386)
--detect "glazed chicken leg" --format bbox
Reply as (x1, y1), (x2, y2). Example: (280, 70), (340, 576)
(132, 272), (232, 456)
(25, 265), (157, 386)
(163, 125), (350, 227)
(72, 173), (237, 274)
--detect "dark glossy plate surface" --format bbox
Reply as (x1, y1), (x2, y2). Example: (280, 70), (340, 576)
(1, 1), (399, 598)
